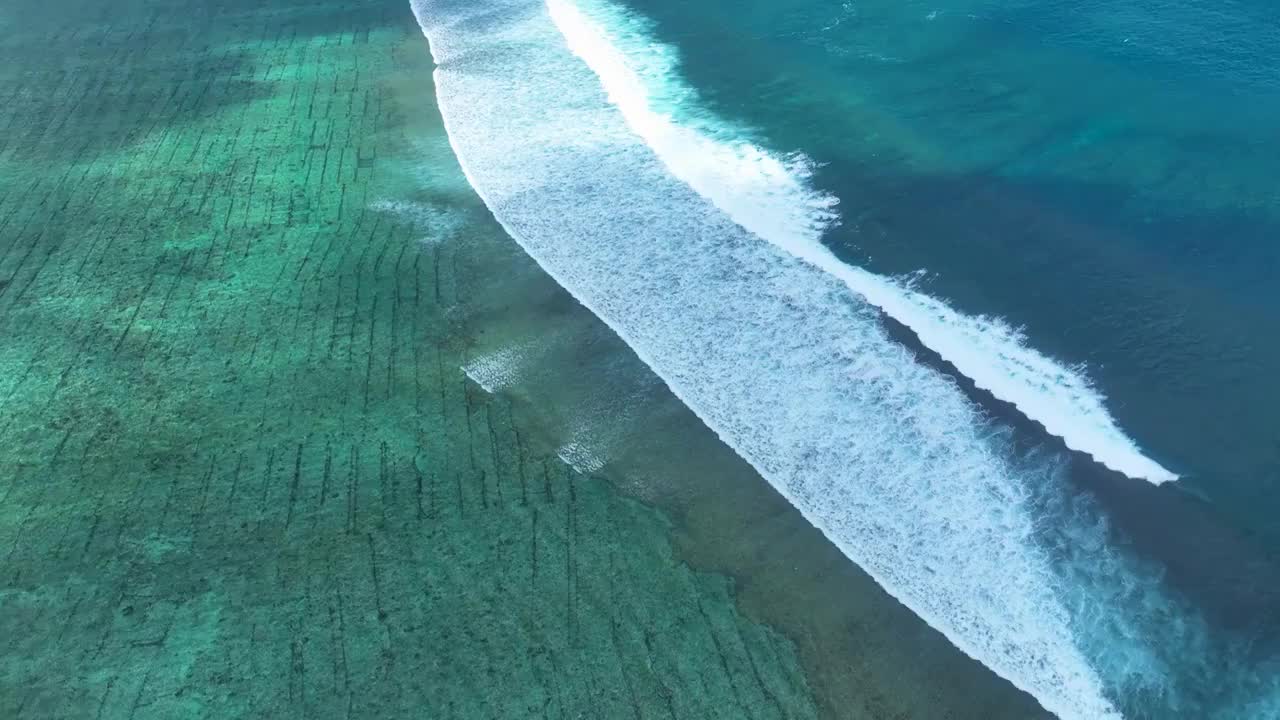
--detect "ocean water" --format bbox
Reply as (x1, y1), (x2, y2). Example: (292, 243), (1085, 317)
(5, 0), (1277, 715)
(414, 0), (1280, 717)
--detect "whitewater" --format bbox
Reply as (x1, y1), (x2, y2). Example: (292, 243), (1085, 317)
(544, 0), (1174, 486)
(410, 0), (1280, 716)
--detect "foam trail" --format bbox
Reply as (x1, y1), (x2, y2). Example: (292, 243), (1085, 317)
(411, 0), (1123, 715)
(546, 0), (1175, 485)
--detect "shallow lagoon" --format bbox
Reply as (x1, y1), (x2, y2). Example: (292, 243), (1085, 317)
(0, 0), (1049, 716)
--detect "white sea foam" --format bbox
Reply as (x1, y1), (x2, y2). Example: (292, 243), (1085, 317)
(370, 198), (466, 245)
(411, 0), (1125, 716)
(556, 441), (607, 474)
(546, 0), (1175, 486)
(462, 343), (535, 394)
(464, 340), (632, 474)
(554, 387), (645, 476)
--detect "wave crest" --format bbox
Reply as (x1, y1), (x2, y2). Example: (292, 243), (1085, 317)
(547, 0), (1175, 485)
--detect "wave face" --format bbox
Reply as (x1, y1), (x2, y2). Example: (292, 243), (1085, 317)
(411, 0), (1123, 715)
(545, 0), (1175, 486)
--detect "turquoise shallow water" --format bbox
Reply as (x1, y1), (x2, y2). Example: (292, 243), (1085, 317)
(0, 0), (832, 716)
(0, 0), (1072, 717)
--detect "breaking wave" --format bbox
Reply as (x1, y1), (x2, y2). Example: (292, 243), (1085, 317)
(546, 0), (1174, 485)
(410, 0), (1279, 715)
